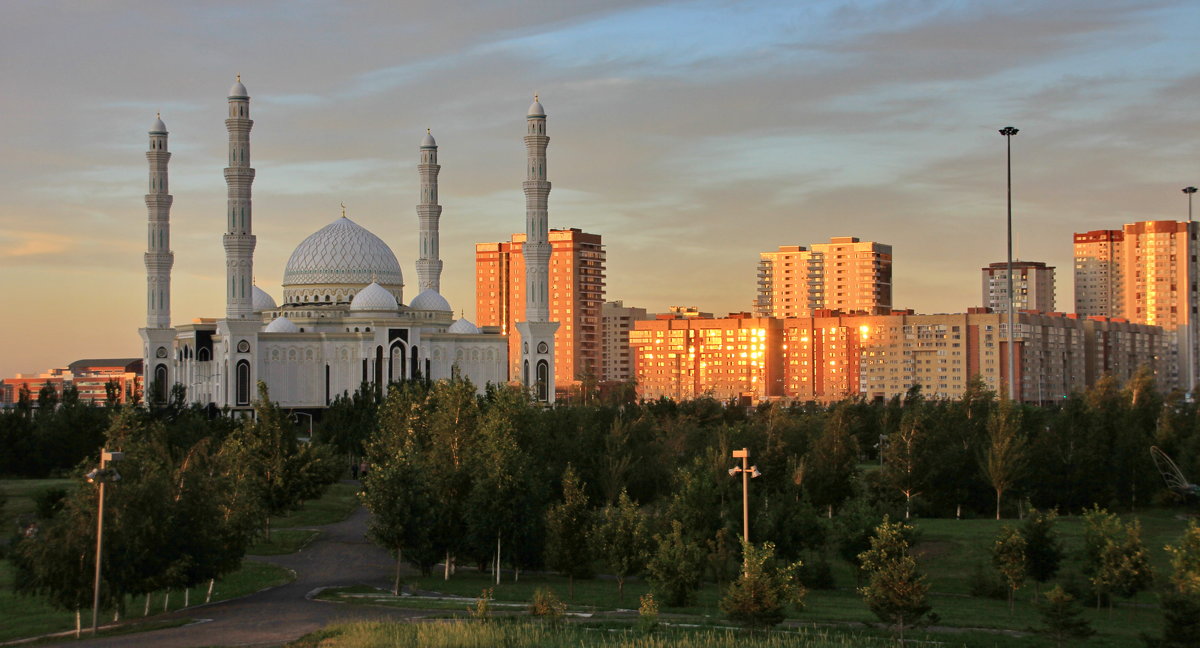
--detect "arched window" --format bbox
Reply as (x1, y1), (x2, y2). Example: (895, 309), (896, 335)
(536, 360), (549, 402)
(523, 360), (530, 388)
(410, 346), (420, 379)
(235, 360), (251, 406)
(154, 364), (168, 404)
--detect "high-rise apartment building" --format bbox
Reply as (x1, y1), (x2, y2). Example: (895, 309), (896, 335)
(1074, 229), (1124, 317)
(476, 228), (605, 391)
(981, 261), (1056, 313)
(601, 300), (649, 382)
(1073, 221), (1199, 391)
(755, 237), (892, 318)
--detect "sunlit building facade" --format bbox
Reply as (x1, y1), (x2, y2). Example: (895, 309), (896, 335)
(981, 261), (1055, 312)
(601, 300), (649, 382)
(755, 237), (892, 318)
(1074, 229), (1124, 317)
(476, 228), (606, 391)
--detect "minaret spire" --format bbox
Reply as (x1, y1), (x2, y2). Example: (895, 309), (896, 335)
(145, 113), (173, 328)
(223, 76), (256, 318)
(515, 94), (559, 403)
(416, 128), (443, 293)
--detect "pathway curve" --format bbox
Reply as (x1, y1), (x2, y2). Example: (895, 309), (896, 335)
(48, 494), (423, 648)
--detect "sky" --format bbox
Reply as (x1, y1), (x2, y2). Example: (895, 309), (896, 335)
(1, 0), (1198, 378)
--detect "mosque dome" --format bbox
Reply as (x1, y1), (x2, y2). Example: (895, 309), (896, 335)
(264, 316), (300, 333)
(421, 130), (436, 147)
(528, 96), (545, 117)
(252, 285), (277, 312)
(350, 282), (399, 312)
(447, 317), (481, 334)
(283, 216), (404, 289)
(409, 288), (452, 312)
(229, 77), (248, 97)
(151, 114), (167, 133)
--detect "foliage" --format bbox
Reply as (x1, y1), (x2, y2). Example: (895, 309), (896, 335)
(637, 592), (660, 634)
(647, 520), (706, 606)
(806, 403), (861, 514)
(591, 488), (651, 604)
(857, 516), (933, 642)
(1035, 585), (1095, 648)
(545, 465), (595, 591)
(991, 525), (1026, 612)
(719, 540), (806, 629)
(1088, 516), (1154, 612)
(468, 587), (493, 620)
(1021, 507), (1064, 587)
(1154, 521), (1200, 647)
(528, 587), (567, 619)
(980, 399), (1026, 520)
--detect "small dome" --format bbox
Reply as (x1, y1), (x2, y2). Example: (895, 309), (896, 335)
(350, 282), (399, 312)
(229, 76), (248, 98)
(421, 130), (437, 148)
(409, 288), (452, 312)
(264, 316), (300, 333)
(527, 95), (545, 117)
(252, 285), (277, 312)
(150, 114), (167, 133)
(447, 317), (481, 334)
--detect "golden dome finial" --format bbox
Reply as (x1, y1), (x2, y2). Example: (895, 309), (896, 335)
(236, 74), (241, 82)
(340, 202), (346, 218)
(534, 93), (539, 102)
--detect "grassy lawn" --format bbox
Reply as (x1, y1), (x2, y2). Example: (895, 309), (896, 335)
(0, 558), (293, 643)
(270, 481), (361, 528)
(0, 478), (75, 535)
(248, 529), (320, 555)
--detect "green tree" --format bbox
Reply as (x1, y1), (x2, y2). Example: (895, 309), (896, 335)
(1092, 519), (1154, 616)
(857, 516), (933, 643)
(981, 399), (1026, 519)
(1157, 521), (1200, 647)
(544, 466), (594, 597)
(882, 407), (931, 520)
(992, 525), (1027, 612)
(647, 520), (706, 607)
(720, 540), (806, 629)
(1021, 508), (1064, 595)
(592, 489), (651, 604)
(806, 402), (861, 515)
(1035, 585), (1095, 648)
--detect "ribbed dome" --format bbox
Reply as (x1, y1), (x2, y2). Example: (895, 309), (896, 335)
(409, 288), (451, 312)
(350, 282), (399, 312)
(229, 77), (248, 98)
(447, 317), (481, 334)
(283, 217), (404, 288)
(252, 285), (277, 312)
(264, 316), (300, 333)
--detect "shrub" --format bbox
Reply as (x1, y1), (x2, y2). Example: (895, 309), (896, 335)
(637, 592), (659, 634)
(968, 560), (1007, 600)
(529, 587), (566, 619)
(646, 520), (705, 607)
(798, 558), (836, 590)
(1035, 586), (1094, 648)
(468, 587), (493, 620)
(720, 541), (806, 629)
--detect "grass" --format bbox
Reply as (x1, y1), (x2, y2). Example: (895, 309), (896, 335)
(271, 481), (361, 528)
(248, 529), (321, 555)
(0, 477), (75, 536)
(0, 558), (293, 643)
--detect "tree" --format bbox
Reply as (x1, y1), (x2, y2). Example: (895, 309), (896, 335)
(992, 525), (1026, 612)
(882, 408), (931, 520)
(806, 402), (861, 515)
(647, 520), (706, 607)
(544, 466), (594, 597)
(1021, 508), (1063, 595)
(591, 489), (651, 604)
(1157, 521), (1200, 647)
(857, 516), (934, 643)
(981, 399), (1026, 519)
(720, 540), (806, 629)
(1092, 519), (1154, 616)
(1035, 585), (1095, 648)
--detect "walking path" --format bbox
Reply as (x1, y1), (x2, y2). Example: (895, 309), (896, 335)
(45, 502), (422, 648)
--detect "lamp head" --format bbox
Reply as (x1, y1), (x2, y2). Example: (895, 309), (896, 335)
(1185, 187), (1198, 195)
(749, 466), (762, 479)
(999, 126), (1019, 136)
(85, 469), (99, 483)
(728, 467), (740, 477)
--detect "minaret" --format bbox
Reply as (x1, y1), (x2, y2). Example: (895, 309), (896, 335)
(223, 75), (256, 318)
(416, 129), (443, 293)
(515, 95), (560, 403)
(139, 114), (178, 404)
(146, 114), (174, 328)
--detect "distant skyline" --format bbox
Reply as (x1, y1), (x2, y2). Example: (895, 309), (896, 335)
(1, 0), (1198, 377)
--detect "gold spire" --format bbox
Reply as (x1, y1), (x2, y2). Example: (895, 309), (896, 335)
(427, 128), (431, 134)
(156, 111), (161, 119)
(534, 93), (539, 102)
(340, 202), (346, 218)
(236, 74), (241, 82)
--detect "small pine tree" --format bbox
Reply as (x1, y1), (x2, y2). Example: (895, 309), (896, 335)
(1021, 508), (1064, 595)
(720, 541), (806, 629)
(857, 516), (934, 643)
(1035, 585), (1095, 648)
(646, 520), (705, 607)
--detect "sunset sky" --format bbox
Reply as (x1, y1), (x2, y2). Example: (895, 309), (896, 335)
(1, 0), (1198, 377)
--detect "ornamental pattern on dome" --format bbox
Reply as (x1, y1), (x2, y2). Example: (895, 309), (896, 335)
(252, 285), (277, 312)
(283, 217), (404, 287)
(447, 317), (481, 334)
(409, 288), (452, 312)
(350, 282), (399, 312)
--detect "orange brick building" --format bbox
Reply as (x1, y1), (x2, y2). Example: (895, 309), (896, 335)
(476, 229), (605, 392)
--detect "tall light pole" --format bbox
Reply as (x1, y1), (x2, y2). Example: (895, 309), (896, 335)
(1184, 187), (1197, 397)
(728, 447), (761, 574)
(999, 126), (1019, 401)
(86, 449), (123, 636)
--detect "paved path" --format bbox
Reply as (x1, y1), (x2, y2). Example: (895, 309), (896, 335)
(49, 498), (426, 648)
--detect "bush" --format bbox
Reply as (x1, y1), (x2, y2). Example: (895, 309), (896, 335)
(968, 559), (1007, 600)
(1035, 586), (1094, 648)
(469, 587), (493, 620)
(798, 557), (836, 590)
(720, 541), (806, 629)
(33, 487), (67, 520)
(637, 592), (659, 634)
(647, 520), (705, 607)
(529, 587), (566, 619)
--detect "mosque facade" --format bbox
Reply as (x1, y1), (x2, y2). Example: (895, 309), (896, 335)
(136, 78), (544, 411)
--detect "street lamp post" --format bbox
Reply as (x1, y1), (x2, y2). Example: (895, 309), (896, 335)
(86, 449), (123, 636)
(999, 126), (1019, 401)
(728, 447), (761, 574)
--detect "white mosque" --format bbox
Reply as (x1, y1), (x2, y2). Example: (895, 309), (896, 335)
(136, 78), (557, 411)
